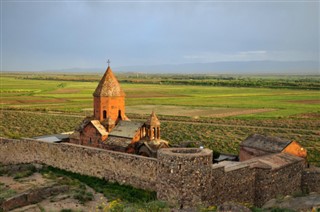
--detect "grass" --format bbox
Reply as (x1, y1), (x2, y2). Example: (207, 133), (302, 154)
(0, 110), (319, 165)
(39, 166), (169, 211)
(41, 166), (157, 203)
(40, 165), (166, 210)
(0, 164), (18, 199)
(0, 164), (37, 179)
(1, 74), (319, 118)
(2, 73), (316, 163)
(0, 188), (17, 200)
(73, 189), (94, 204)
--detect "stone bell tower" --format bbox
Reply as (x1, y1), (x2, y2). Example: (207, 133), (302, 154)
(145, 111), (161, 141)
(93, 63), (127, 122)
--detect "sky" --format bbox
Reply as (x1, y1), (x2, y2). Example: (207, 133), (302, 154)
(1, 0), (319, 72)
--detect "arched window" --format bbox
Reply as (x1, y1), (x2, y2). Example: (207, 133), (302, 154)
(103, 110), (107, 119)
(152, 127), (156, 140)
(118, 110), (122, 118)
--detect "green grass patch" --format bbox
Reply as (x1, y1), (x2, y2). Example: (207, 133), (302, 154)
(1, 74), (319, 118)
(40, 166), (157, 203)
(0, 184), (17, 199)
(13, 169), (36, 179)
(1, 110), (319, 166)
(73, 189), (94, 204)
(0, 164), (37, 179)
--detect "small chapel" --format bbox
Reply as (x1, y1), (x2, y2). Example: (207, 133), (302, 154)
(69, 63), (168, 156)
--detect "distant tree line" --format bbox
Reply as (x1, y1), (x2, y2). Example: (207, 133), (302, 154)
(120, 77), (320, 90)
(17, 74), (320, 90)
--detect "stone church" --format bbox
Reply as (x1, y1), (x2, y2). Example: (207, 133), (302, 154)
(69, 64), (168, 156)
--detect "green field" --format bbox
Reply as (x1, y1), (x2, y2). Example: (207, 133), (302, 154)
(0, 73), (319, 165)
(1, 74), (319, 118)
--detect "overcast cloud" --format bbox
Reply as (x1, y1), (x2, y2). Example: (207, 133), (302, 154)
(1, 0), (319, 71)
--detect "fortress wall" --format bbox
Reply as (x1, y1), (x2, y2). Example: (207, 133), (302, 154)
(0, 138), (157, 191)
(221, 165), (255, 204)
(209, 164), (255, 205)
(208, 165), (225, 204)
(239, 146), (270, 161)
(0, 138), (310, 208)
(253, 161), (305, 207)
(156, 148), (213, 208)
(301, 166), (320, 193)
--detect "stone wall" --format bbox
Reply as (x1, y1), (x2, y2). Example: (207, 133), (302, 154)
(0, 138), (311, 208)
(0, 138), (157, 191)
(156, 148), (213, 208)
(239, 146), (271, 161)
(253, 163), (304, 206)
(208, 162), (255, 206)
(302, 166), (320, 193)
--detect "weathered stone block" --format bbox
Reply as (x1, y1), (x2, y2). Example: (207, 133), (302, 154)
(157, 148), (212, 208)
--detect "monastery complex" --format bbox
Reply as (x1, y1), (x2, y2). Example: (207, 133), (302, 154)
(70, 65), (168, 157)
(0, 64), (319, 210)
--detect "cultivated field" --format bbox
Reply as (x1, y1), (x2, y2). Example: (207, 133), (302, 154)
(1, 74), (319, 118)
(0, 73), (319, 164)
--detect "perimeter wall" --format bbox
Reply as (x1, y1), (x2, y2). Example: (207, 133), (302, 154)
(0, 137), (318, 208)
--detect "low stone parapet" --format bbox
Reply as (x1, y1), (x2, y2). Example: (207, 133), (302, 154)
(302, 166), (320, 193)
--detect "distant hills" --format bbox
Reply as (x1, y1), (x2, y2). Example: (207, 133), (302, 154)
(43, 60), (319, 75)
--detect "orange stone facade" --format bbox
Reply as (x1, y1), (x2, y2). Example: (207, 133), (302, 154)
(93, 96), (126, 122)
(79, 123), (107, 147)
(282, 141), (307, 158)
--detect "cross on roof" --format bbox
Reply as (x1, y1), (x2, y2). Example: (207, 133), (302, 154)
(107, 59), (111, 66)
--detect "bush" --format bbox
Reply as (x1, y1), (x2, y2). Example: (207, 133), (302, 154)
(73, 190), (94, 204)
(60, 209), (73, 212)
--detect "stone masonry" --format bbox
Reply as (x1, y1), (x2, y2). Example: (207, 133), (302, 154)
(302, 166), (320, 193)
(157, 148), (213, 207)
(0, 138), (157, 191)
(0, 137), (318, 208)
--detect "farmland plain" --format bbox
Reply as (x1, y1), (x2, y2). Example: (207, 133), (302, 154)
(0, 73), (319, 164)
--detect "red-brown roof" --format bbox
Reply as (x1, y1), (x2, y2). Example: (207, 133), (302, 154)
(93, 66), (125, 97)
(240, 134), (292, 153)
(145, 111), (160, 126)
(90, 120), (108, 136)
(109, 120), (144, 138)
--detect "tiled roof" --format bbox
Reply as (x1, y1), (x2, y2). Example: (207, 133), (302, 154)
(105, 136), (132, 148)
(241, 134), (292, 153)
(145, 111), (160, 126)
(93, 66), (125, 97)
(243, 152), (303, 170)
(109, 120), (144, 138)
(90, 120), (108, 136)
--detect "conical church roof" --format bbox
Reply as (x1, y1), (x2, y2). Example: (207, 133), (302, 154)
(93, 66), (125, 97)
(145, 111), (160, 126)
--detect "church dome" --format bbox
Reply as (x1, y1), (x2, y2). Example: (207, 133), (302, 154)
(93, 66), (125, 97)
(145, 111), (160, 126)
